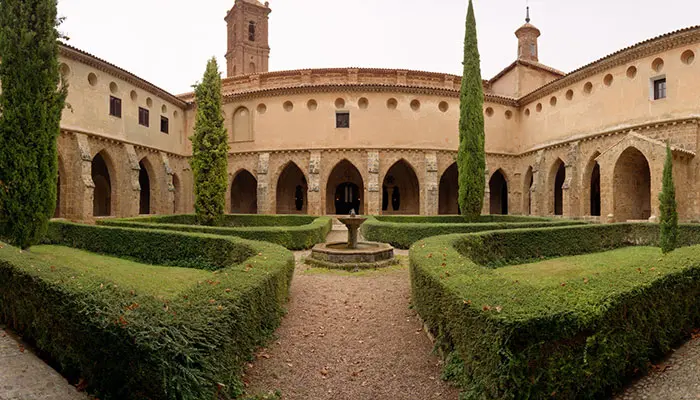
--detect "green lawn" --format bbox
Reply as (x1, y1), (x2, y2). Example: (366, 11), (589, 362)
(31, 245), (212, 298)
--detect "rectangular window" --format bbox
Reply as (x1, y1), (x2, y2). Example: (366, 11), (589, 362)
(160, 116), (169, 134)
(653, 78), (667, 100)
(336, 112), (350, 128)
(138, 107), (150, 127)
(109, 96), (122, 118)
(248, 21), (256, 41)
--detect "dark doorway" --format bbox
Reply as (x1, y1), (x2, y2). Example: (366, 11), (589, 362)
(326, 160), (364, 215)
(590, 163), (601, 216)
(139, 161), (151, 215)
(334, 183), (360, 214)
(231, 170), (258, 214)
(554, 162), (565, 216)
(439, 163), (459, 214)
(381, 160), (419, 214)
(276, 162), (307, 214)
(92, 153), (112, 217)
(489, 170), (508, 215)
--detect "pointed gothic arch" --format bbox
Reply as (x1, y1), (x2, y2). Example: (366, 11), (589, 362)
(489, 169), (509, 215)
(92, 151), (114, 217)
(582, 152), (601, 217)
(613, 147), (651, 221)
(549, 159), (566, 215)
(138, 158), (154, 215)
(382, 159), (420, 215)
(231, 169), (258, 214)
(439, 163), (459, 215)
(522, 166), (534, 215)
(326, 159), (364, 215)
(276, 162), (307, 214)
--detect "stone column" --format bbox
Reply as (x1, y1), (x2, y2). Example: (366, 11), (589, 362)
(256, 152), (270, 214)
(160, 152), (175, 214)
(424, 152), (438, 216)
(563, 141), (580, 218)
(308, 151), (322, 215)
(367, 151), (380, 215)
(481, 161), (490, 215)
(530, 150), (545, 216)
(123, 144), (141, 217)
(74, 133), (95, 221)
(512, 171), (522, 214)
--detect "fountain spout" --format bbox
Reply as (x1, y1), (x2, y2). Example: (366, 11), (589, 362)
(338, 212), (366, 250)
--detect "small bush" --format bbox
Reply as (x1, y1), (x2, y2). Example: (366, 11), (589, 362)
(99, 215), (332, 250)
(410, 223), (700, 399)
(361, 215), (584, 249)
(1, 222), (295, 400)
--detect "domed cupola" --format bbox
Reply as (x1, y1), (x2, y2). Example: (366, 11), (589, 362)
(515, 6), (541, 62)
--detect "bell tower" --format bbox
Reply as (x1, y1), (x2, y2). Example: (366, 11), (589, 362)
(515, 6), (540, 62)
(225, 0), (271, 77)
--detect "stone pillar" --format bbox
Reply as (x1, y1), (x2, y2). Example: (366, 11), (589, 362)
(256, 152), (270, 214)
(481, 162), (490, 215)
(160, 152), (175, 214)
(424, 152), (438, 216)
(74, 133), (95, 221)
(367, 151), (380, 215)
(513, 171), (522, 214)
(308, 151), (322, 215)
(530, 150), (545, 216)
(563, 141), (580, 218)
(123, 144), (141, 217)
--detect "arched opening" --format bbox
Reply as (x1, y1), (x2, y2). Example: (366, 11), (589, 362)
(613, 147), (651, 221)
(231, 170), (258, 214)
(232, 107), (252, 142)
(590, 163), (601, 216)
(551, 160), (566, 216)
(138, 160), (151, 215)
(276, 162), (307, 214)
(438, 163), (459, 215)
(172, 173), (181, 214)
(522, 167), (533, 215)
(382, 160), (420, 215)
(489, 169), (508, 215)
(91, 152), (112, 217)
(326, 160), (364, 215)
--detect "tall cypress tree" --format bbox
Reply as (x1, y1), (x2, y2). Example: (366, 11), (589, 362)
(457, 0), (486, 221)
(0, 0), (67, 249)
(659, 143), (678, 253)
(191, 58), (229, 226)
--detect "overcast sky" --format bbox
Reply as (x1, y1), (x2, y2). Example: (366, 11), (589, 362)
(56, 0), (700, 95)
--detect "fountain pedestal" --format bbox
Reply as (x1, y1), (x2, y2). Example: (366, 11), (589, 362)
(306, 214), (397, 271)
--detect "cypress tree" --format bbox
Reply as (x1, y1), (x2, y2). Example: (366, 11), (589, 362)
(0, 0), (67, 249)
(191, 58), (229, 226)
(659, 143), (678, 253)
(457, 0), (486, 221)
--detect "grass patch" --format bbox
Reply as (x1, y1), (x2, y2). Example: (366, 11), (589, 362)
(30, 245), (211, 299)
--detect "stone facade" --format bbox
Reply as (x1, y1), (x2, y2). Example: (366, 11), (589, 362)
(47, 2), (700, 222)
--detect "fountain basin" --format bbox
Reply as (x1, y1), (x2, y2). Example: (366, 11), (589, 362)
(306, 241), (397, 271)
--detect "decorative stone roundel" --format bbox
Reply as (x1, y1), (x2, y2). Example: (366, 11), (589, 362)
(485, 107), (494, 117)
(652, 57), (664, 73)
(387, 98), (398, 110)
(146, 97), (153, 108)
(257, 103), (267, 114)
(550, 96), (557, 106)
(173, 110), (179, 119)
(283, 101), (294, 112)
(358, 97), (369, 109)
(109, 82), (118, 94)
(130, 90), (138, 101)
(59, 63), (71, 79)
(87, 73), (98, 86)
(410, 100), (421, 111)
(583, 82), (593, 95)
(335, 98), (345, 109)
(626, 66), (638, 79)
(162, 105), (167, 114)
(307, 99), (318, 111)
(681, 50), (695, 65)
(524, 108), (531, 117)
(505, 110), (513, 119)
(566, 89), (574, 100)
(438, 101), (449, 112)
(604, 74), (613, 87)
(535, 103), (542, 112)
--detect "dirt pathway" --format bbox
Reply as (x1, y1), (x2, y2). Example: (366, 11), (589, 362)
(243, 226), (459, 399)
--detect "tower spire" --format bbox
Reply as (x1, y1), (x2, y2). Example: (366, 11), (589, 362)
(525, 6), (530, 23)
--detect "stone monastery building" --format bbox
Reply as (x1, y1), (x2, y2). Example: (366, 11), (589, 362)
(53, 0), (700, 222)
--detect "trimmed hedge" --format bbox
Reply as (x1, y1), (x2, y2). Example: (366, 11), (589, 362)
(98, 214), (332, 250)
(362, 215), (584, 249)
(411, 223), (700, 399)
(0, 221), (295, 400)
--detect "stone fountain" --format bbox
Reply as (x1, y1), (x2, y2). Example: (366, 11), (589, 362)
(306, 210), (396, 271)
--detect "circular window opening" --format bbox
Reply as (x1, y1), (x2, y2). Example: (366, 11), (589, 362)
(485, 107), (494, 117)
(146, 97), (153, 108)
(524, 108), (531, 117)
(173, 110), (179, 119)
(565, 89), (574, 100)
(626, 66), (638, 79)
(583, 82), (593, 95)
(505, 110), (513, 120)
(109, 82), (118, 94)
(257, 103), (267, 114)
(550, 96), (557, 106)
(410, 99), (421, 111)
(535, 103), (542, 112)
(387, 98), (398, 110)
(652, 58), (664, 73)
(307, 99), (318, 111)
(87, 73), (98, 86)
(130, 90), (138, 101)
(162, 105), (168, 114)
(358, 97), (369, 109)
(334, 98), (345, 109)
(283, 101), (294, 112)
(438, 101), (449, 113)
(681, 50), (695, 65)
(59, 63), (71, 79)
(603, 74), (614, 87)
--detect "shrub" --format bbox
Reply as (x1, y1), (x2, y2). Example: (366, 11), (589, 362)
(361, 215), (584, 249)
(0, 0), (67, 248)
(659, 143), (678, 253)
(410, 223), (700, 399)
(1, 222), (294, 399)
(99, 215), (333, 250)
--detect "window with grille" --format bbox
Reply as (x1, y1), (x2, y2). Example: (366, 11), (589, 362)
(336, 112), (350, 128)
(109, 96), (122, 118)
(138, 107), (150, 127)
(653, 78), (667, 100)
(160, 116), (169, 134)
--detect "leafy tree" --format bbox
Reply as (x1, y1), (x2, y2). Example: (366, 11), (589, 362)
(0, 0), (67, 249)
(457, 0), (486, 221)
(191, 58), (229, 226)
(659, 143), (678, 253)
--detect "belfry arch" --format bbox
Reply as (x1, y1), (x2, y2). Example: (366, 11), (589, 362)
(382, 159), (420, 215)
(231, 170), (258, 214)
(91, 152), (113, 217)
(438, 163), (459, 215)
(489, 169), (508, 215)
(326, 160), (364, 215)
(276, 162), (308, 214)
(613, 147), (651, 221)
